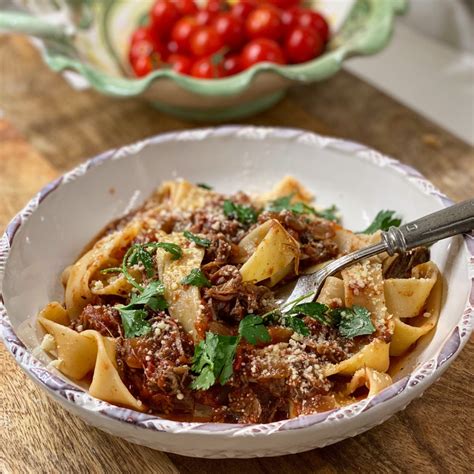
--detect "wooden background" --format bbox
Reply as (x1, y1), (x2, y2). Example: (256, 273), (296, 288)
(0, 35), (473, 473)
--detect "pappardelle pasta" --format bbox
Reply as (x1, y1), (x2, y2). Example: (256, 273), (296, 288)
(38, 177), (442, 423)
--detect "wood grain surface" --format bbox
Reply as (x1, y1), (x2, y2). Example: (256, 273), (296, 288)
(0, 35), (473, 474)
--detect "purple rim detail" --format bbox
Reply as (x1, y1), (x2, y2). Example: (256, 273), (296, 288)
(0, 126), (472, 437)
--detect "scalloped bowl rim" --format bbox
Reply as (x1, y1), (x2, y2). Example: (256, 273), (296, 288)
(0, 126), (472, 448)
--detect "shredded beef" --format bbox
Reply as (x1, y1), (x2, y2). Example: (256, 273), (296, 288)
(258, 210), (339, 269)
(116, 314), (195, 414)
(202, 265), (276, 323)
(304, 319), (358, 364)
(73, 304), (123, 338)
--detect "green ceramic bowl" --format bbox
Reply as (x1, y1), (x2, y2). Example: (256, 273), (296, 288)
(0, 0), (406, 121)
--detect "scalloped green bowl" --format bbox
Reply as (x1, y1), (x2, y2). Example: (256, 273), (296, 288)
(0, 0), (406, 121)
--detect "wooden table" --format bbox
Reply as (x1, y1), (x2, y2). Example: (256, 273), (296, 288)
(0, 35), (473, 473)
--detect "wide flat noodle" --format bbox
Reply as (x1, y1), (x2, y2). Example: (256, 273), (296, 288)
(389, 262), (441, 356)
(384, 261), (438, 319)
(344, 367), (392, 398)
(257, 176), (313, 205)
(316, 276), (344, 306)
(342, 260), (394, 336)
(39, 304), (143, 410)
(39, 303), (97, 379)
(238, 219), (300, 286)
(324, 339), (390, 376)
(155, 232), (204, 339)
(64, 221), (141, 320)
(157, 180), (215, 211)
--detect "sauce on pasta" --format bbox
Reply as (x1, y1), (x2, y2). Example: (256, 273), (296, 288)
(38, 177), (441, 423)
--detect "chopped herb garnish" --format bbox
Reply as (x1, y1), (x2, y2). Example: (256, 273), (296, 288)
(117, 307), (151, 338)
(183, 230), (212, 248)
(266, 194), (339, 222)
(181, 268), (211, 287)
(116, 280), (167, 338)
(238, 315), (271, 345)
(197, 183), (213, 190)
(223, 200), (258, 225)
(155, 242), (182, 260)
(263, 293), (375, 340)
(315, 205), (339, 222)
(286, 302), (332, 325)
(191, 332), (239, 390)
(100, 267), (121, 274)
(127, 244), (155, 278)
(360, 210), (402, 234)
(191, 314), (272, 390)
(101, 241), (183, 290)
(282, 314), (310, 336)
(333, 306), (375, 338)
(128, 280), (167, 311)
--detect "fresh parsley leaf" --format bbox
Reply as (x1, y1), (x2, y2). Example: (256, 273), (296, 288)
(183, 230), (212, 248)
(197, 183), (213, 190)
(223, 200), (258, 225)
(238, 315), (271, 345)
(191, 332), (239, 390)
(130, 280), (168, 311)
(266, 194), (339, 222)
(336, 306), (375, 338)
(155, 242), (182, 260)
(282, 314), (310, 336)
(216, 336), (240, 385)
(315, 205), (339, 223)
(266, 194), (293, 213)
(117, 307), (151, 338)
(100, 267), (122, 274)
(181, 268), (211, 287)
(360, 210), (402, 234)
(290, 201), (318, 215)
(127, 244), (155, 277)
(287, 302), (332, 325)
(191, 365), (215, 391)
(124, 242), (182, 280)
(115, 280), (168, 338)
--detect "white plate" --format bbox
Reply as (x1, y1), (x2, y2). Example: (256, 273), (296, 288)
(0, 126), (472, 458)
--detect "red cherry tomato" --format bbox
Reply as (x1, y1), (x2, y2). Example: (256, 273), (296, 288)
(175, 0), (198, 16)
(241, 38), (285, 69)
(265, 0), (299, 7)
(205, 0), (227, 14)
(166, 39), (179, 56)
(190, 56), (225, 78)
(281, 5), (300, 34)
(131, 56), (155, 77)
(167, 53), (193, 74)
(212, 12), (244, 50)
(190, 26), (224, 57)
(129, 38), (155, 63)
(231, 0), (256, 20)
(171, 16), (198, 53)
(284, 26), (323, 63)
(195, 9), (213, 26)
(150, 0), (180, 39)
(223, 54), (243, 76)
(245, 5), (282, 41)
(296, 9), (330, 43)
(130, 26), (154, 45)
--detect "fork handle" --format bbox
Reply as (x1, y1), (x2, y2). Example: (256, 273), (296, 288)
(382, 199), (474, 255)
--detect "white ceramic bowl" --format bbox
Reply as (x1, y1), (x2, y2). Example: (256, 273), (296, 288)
(1, 127), (472, 458)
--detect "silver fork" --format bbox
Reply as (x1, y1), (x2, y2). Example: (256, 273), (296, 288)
(282, 199), (474, 307)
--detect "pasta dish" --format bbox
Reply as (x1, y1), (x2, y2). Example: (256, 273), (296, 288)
(38, 177), (441, 423)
